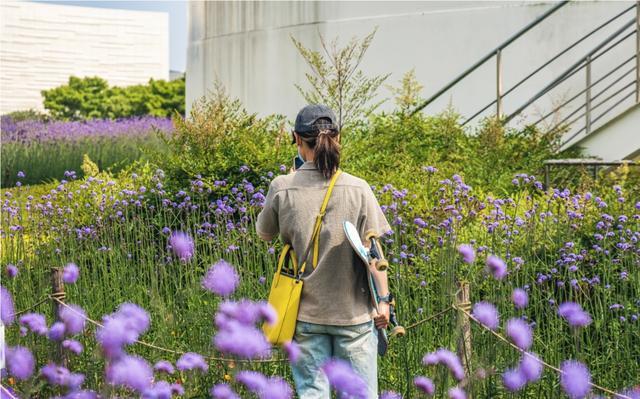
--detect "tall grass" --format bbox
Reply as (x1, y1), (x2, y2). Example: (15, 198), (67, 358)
(2, 164), (638, 397)
(0, 116), (172, 187)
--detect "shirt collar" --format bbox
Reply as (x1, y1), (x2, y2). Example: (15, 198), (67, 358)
(299, 161), (317, 170)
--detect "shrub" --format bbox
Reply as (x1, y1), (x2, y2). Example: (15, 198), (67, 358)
(41, 75), (185, 120)
(159, 84), (293, 190)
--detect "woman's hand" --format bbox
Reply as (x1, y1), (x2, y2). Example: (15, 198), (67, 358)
(374, 302), (390, 329)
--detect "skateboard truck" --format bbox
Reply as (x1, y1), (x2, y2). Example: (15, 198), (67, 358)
(388, 293), (405, 338)
(364, 231), (388, 271)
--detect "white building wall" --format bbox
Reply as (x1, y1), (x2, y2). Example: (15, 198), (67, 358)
(186, 0), (636, 133)
(0, 1), (169, 114)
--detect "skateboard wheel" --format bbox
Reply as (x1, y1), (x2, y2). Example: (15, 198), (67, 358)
(376, 259), (388, 271)
(390, 326), (406, 338)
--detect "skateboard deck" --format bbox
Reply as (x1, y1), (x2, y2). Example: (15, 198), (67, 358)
(343, 220), (389, 356)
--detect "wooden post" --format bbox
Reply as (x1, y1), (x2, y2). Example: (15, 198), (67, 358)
(456, 281), (473, 380)
(51, 267), (67, 366)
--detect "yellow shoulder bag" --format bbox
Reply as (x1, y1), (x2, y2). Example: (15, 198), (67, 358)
(263, 170), (342, 344)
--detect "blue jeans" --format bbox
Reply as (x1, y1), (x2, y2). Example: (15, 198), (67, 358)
(291, 320), (378, 398)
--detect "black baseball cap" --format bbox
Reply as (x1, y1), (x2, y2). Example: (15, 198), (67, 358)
(294, 104), (339, 134)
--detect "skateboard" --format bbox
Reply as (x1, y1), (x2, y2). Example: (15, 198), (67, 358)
(343, 221), (405, 356)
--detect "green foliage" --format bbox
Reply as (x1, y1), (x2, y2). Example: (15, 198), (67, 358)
(292, 29), (389, 130)
(342, 110), (582, 198)
(41, 75), (185, 120)
(81, 154), (100, 177)
(159, 83), (294, 189)
(386, 69), (425, 115)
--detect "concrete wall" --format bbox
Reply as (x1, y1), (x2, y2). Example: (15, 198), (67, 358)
(569, 103), (640, 161)
(186, 0), (636, 133)
(0, 1), (169, 114)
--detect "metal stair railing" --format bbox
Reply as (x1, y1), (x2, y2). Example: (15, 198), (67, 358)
(410, 1), (640, 149)
(410, 1), (569, 117)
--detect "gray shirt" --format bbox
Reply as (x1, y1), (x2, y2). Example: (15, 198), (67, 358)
(256, 161), (392, 326)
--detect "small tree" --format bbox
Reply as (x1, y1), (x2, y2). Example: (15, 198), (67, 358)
(386, 69), (424, 115)
(292, 28), (389, 131)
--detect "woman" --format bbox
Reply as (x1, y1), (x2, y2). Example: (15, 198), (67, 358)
(256, 104), (392, 398)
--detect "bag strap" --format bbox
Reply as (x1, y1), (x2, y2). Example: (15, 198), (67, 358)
(297, 170), (342, 279)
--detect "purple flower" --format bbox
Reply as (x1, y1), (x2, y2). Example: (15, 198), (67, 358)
(210, 383), (240, 399)
(512, 288), (528, 309)
(457, 244), (475, 264)
(422, 349), (465, 381)
(96, 303), (150, 358)
(107, 355), (153, 392)
(64, 390), (97, 399)
(6, 346), (35, 380)
(202, 260), (240, 296)
(560, 360), (591, 399)
(321, 359), (368, 399)
(236, 370), (268, 392)
(41, 363), (81, 387)
(558, 302), (592, 328)
(259, 376), (293, 399)
(506, 318), (533, 350)
(519, 352), (543, 382)
(472, 301), (499, 330)
(380, 391), (403, 399)
(169, 231), (195, 262)
(62, 339), (83, 354)
(153, 360), (175, 374)
(216, 300), (275, 327)
(117, 303), (150, 332)
(62, 263), (80, 284)
(5, 264), (18, 278)
(486, 255), (507, 280)
(616, 388), (640, 399)
(59, 304), (86, 335)
(502, 368), (527, 391)
(19, 313), (48, 335)
(142, 380), (173, 399)
(176, 352), (208, 373)
(283, 340), (301, 363)
(48, 321), (66, 341)
(214, 321), (271, 359)
(413, 376), (435, 395)
(1, 285), (15, 325)
(448, 387), (467, 399)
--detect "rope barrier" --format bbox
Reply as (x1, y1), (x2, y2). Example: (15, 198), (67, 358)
(13, 295), (50, 316)
(48, 296), (286, 364)
(0, 385), (19, 399)
(402, 306), (453, 331)
(9, 296), (632, 397)
(451, 303), (631, 399)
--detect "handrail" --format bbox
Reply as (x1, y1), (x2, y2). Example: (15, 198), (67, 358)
(409, 1), (569, 116)
(533, 55), (636, 125)
(503, 19), (637, 123)
(461, 3), (638, 126)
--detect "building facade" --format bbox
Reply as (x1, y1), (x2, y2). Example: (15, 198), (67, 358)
(186, 1), (635, 129)
(0, 1), (169, 114)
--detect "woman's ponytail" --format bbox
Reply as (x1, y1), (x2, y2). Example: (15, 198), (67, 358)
(313, 128), (341, 179)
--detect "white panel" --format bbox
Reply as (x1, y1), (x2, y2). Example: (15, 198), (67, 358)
(186, 0), (636, 137)
(0, 1), (169, 114)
